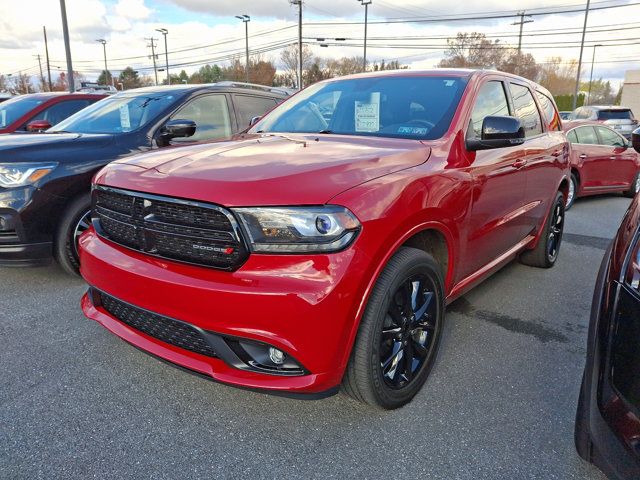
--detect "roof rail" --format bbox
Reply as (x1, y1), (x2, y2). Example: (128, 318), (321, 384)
(214, 81), (291, 96)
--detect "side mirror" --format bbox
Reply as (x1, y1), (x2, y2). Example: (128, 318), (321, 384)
(632, 127), (640, 154)
(249, 115), (261, 127)
(26, 120), (52, 132)
(466, 116), (525, 151)
(161, 119), (196, 140)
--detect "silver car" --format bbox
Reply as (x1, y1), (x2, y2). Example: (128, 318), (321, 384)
(573, 105), (638, 139)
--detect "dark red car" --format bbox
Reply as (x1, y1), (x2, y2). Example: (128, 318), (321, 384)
(0, 92), (105, 133)
(563, 121), (640, 209)
(575, 128), (640, 479)
(79, 69), (570, 408)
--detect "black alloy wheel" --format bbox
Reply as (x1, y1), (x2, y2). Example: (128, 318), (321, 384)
(519, 191), (565, 269)
(55, 194), (92, 276)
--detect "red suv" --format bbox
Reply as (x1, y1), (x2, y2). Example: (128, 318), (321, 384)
(0, 92), (105, 133)
(80, 70), (570, 408)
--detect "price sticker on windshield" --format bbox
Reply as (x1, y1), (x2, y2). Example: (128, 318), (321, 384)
(355, 92), (380, 132)
(119, 104), (131, 130)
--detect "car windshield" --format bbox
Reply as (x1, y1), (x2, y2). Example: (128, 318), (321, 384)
(0, 96), (45, 128)
(50, 93), (178, 134)
(251, 76), (467, 140)
(598, 109), (634, 121)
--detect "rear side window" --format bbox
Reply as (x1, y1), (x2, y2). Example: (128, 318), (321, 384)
(535, 91), (561, 131)
(597, 109), (634, 121)
(509, 83), (542, 137)
(233, 95), (279, 128)
(596, 126), (626, 147)
(468, 81), (510, 139)
(30, 100), (92, 127)
(574, 126), (598, 144)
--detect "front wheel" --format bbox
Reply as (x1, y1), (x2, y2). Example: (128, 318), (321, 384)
(519, 191), (565, 268)
(342, 247), (445, 409)
(54, 194), (91, 276)
(566, 173), (578, 210)
(624, 171), (640, 198)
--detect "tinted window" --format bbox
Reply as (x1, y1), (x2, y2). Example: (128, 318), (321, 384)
(30, 100), (92, 127)
(468, 81), (510, 138)
(596, 126), (626, 147)
(535, 91), (561, 131)
(597, 109), (634, 121)
(0, 96), (45, 128)
(52, 94), (177, 134)
(253, 76), (467, 140)
(567, 130), (578, 143)
(233, 95), (278, 127)
(170, 94), (231, 143)
(509, 83), (542, 137)
(574, 126), (598, 144)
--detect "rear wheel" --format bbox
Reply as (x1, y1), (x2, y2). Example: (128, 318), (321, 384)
(566, 173), (578, 210)
(624, 171), (640, 198)
(54, 194), (91, 276)
(520, 191), (565, 268)
(342, 247), (445, 409)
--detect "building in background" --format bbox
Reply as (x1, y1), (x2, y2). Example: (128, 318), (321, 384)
(621, 70), (640, 116)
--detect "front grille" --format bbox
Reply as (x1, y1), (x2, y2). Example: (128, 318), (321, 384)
(99, 291), (218, 358)
(92, 187), (248, 270)
(0, 231), (19, 243)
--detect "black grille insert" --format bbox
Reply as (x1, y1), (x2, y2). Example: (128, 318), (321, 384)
(93, 187), (247, 270)
(99, 291), (218, 358)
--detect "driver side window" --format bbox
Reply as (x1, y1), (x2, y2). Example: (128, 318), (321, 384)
(170, 94), (231, 143)
(468, 81), (510, 139)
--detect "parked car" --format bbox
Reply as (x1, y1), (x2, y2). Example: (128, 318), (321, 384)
(563, 121), (639, 209)
(573, 105), (638, 139)
(0, 92), (105, 133)
(0, 82), (289, 274)
(560, 111), (574, 121)
(79, 69), (570, 408)
(575, 128), (640, 479)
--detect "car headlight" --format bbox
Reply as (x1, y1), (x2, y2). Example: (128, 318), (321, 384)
(0, 163), (58, 188)
(233, 206), (361, 253)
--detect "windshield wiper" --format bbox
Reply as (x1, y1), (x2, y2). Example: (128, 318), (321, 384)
(317, 129), (333, 134)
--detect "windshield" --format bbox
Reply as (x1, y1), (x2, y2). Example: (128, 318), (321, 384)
(251, 76), (467, 140)
(0, 96), (45, 128)
(50, 93), (178, 134)
(598, 109), (634, 121)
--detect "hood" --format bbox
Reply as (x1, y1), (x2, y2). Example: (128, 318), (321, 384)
(0, 132), (113, 158)
(98, 134), (431, 206)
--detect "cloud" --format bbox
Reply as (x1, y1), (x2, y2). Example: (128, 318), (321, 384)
(115, 0), (152, 20)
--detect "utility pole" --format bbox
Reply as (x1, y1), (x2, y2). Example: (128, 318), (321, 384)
(59, 0), (75, 92)
(146, 37), (159, 85)
(586, 43), (603, 105)
(358, 0), (372, 71)
(235, 16), (250, 82)
(290, 0), (303, 89)
(43, 26), (52, 91)
(572, 0), (591, 111)
(35, 54), (45, 92)
(512, 11), (533, 54)
(96, 39), (109, 85)
(156, 28), (169, 85)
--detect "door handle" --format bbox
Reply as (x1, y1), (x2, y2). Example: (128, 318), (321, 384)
(512, 159), (527, 169)
(579, 154), (587, 159)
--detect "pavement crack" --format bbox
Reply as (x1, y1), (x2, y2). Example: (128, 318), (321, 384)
(448, 298), (569, 344)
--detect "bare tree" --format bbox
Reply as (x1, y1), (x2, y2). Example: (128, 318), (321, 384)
(280, 44), (314, 86)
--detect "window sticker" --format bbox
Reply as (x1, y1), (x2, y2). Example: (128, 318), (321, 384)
(355, 92), (380, 132)
(397, 126), (428, 135)
(119, 104), (131, 130)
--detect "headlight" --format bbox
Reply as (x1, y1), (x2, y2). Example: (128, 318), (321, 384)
(233, 206), (361, 253)
(0, 163), (58, 188)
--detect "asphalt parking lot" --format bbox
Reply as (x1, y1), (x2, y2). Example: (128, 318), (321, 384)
(1, 194), (632, 480)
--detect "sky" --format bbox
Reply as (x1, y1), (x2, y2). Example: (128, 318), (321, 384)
(0, 0), (639, 89)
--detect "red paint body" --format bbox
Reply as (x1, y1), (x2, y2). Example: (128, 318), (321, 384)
(0, 92), (105, 133)
(564, 121), (640, 198)
(80, 70), (570, 394)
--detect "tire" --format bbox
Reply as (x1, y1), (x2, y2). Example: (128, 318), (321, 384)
(519, 191), (565, 268)
(54, 194), (91, 276)
(566, 173), (578, 210)
(624, 171), (640, 198)
(342, 247), (445, 409)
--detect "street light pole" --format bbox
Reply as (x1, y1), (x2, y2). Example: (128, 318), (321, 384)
(156, 28), (169, 85)
(572, 0), (591, 111)
(358, 0), (372, 72)
(59, 0), (75, 92)
(235, 16), (250, 83)
(43, 26), (52, 91)
(96, 39), (108, 85)
(586, 43), (602, 105)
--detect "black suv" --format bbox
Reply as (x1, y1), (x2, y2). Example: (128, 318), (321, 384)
(0, 82), (288, 274)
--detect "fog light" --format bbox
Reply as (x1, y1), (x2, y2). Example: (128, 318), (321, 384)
(0, 214), (14, 232)
(269, 347), (285, 365)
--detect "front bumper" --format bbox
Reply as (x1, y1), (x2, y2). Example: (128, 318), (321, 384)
(79, 228), (371, 394)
